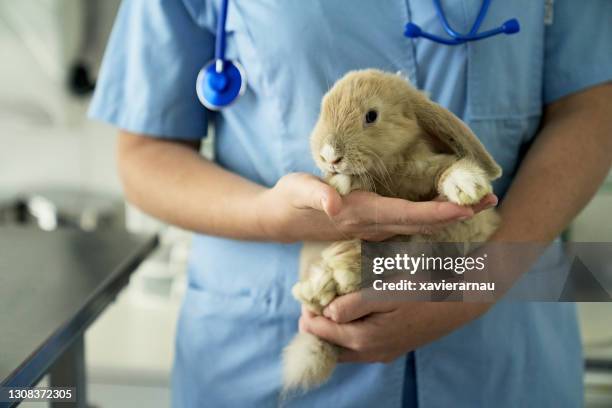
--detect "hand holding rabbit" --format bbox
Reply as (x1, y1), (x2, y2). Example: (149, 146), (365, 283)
(257, 172), (495, 242)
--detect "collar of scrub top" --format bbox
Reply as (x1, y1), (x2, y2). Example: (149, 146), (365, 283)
(196, 0), (247, 110)
(404, 0), (520, 45)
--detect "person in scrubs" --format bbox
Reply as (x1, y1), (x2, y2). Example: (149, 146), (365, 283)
(89, 0), (612, 406)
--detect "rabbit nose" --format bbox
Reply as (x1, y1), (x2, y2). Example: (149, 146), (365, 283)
(320, 144), (343, 164)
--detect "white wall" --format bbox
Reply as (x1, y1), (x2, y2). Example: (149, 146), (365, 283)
(0, 0), (121, 198)
(0, 112), (121, 197)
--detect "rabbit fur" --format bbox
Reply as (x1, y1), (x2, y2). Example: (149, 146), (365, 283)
(283, 69), (502, 393)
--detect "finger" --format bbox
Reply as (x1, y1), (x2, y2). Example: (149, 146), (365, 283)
(299, 305), (320, 332)
(301, 305), (316, 319)
(375, 221), (446, 236)
(337, 349), (375, 363)
(434, 193), (498, 213)
(355, 218), (451, 238)
(298, 315), (308, 333)
(301, 315), (357, 349)
(323, 292), (395, 323)
(470, 194), (498, 213)
(359, 231), (396, 242)
(299, 306), (315, 332)
(374, 212), (472, 235)
(364, 196), (474, 226)
(299, 315), (305, 332)
(365, 194), (495, 235)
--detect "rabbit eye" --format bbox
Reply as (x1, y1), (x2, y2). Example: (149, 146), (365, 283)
(365, 110), (378, 124)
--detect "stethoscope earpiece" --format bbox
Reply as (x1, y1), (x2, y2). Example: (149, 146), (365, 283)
(404, 22), (422, 38)
(502, 19), (520, 35)
(196, 60), (247, 111)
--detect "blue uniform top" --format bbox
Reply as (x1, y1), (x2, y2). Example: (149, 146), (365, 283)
(89, 1), (612, 407)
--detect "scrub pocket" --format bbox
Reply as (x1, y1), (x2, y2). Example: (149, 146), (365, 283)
(463, 0), (547, 192)
(172, 283), (407, 408)
(172, 283), (289, 407)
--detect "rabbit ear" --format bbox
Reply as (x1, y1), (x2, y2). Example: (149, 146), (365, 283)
(411, 93), (502, 180)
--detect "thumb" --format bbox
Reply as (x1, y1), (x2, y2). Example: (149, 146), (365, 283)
(320, 187), (343, 217)
(323, 292), (394, 323)
(298, 176), (342, 216)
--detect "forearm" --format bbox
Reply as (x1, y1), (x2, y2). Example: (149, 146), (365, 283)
(492, 84), (612, 243)
(409, 85), (612, 343)
(118, 131), (268, 240)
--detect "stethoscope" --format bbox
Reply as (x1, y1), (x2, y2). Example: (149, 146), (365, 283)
(196, 0), (520, 110)
(404, 0), (520, 45)
(195, 0), (246, 110)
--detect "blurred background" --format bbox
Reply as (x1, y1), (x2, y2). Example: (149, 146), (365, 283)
(0, 1), (610, 407)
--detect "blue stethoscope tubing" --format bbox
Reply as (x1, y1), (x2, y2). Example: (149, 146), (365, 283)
(404, 0), (520, 45)
(196, 0), (247, 110)
(197, 0), (520, 109)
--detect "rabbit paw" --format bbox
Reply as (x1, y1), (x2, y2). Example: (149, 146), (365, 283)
(321, 240), (361, 295)
(328, 174), (352, 196)
(292, 263), (337, 314)
(292, 240), (362, 313)
(439, 162), (492, 206)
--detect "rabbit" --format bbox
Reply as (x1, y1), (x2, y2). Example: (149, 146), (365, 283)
(282, 69), (502, 393)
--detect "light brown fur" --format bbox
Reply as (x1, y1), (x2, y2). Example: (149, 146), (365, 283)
(283, 69), (502, 393)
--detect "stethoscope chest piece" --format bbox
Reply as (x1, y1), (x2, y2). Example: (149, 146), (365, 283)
(196, 60), (246, 111)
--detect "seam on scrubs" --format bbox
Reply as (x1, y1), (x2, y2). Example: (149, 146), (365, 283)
(413, 350), (422, 408)
(414, 346), (433, 408)
(401, 1), (418, 86)
(227, 1), (272, 96)
(228, 1), (289, 175)
(391, 357), (405, 408)
(181, 0), (216, 34)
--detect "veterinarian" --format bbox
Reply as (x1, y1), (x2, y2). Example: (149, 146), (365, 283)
(89, 0), (612, 406)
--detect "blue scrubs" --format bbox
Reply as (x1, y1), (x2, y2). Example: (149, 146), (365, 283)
(89, 1), (612, 406)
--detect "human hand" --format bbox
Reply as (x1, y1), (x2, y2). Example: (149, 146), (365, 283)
(299, 295), (491, 363)
(256, 172), (497, 242)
